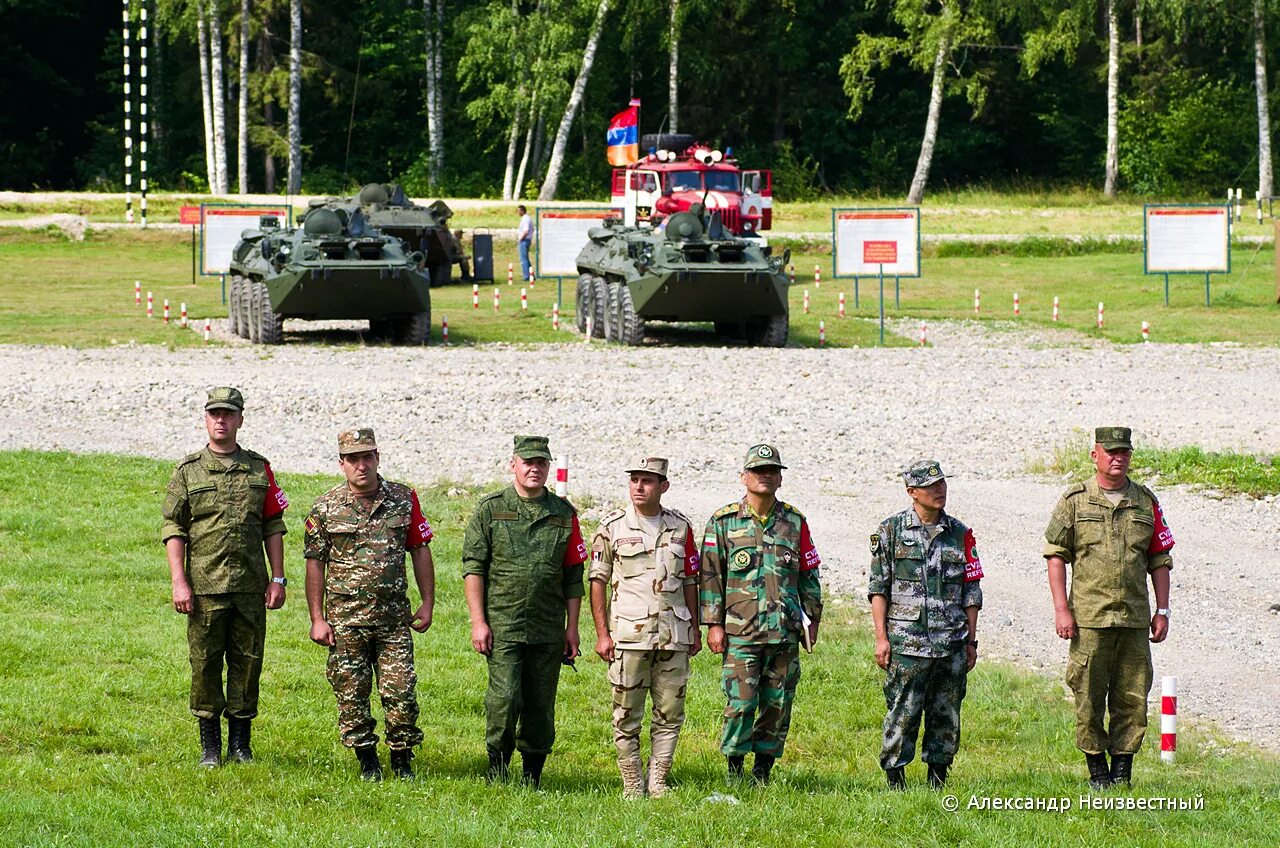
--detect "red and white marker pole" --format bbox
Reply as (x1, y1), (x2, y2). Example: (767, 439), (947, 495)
(507, 262), (513, 286)
(442, 315), (449, 344)
(1013, 292), (1020, 317)
(554, 455), (569, 497)
(494, 288), (500, 312)
(585, 311), (593, 343)
(838, 292), (846, 318)
(203, 318), (211, 343)
(472, 283), (479, 309)
(814, 264), (821, 289)
(134, 280), (141, 306)
(789, 263), (795, 287)
(1053, 296), (1060, 322)
(1097, 301), (1105, 329)
(521, 288), (528, 311)
(552, 302), (560, 331)
(973, 288), (980, 317)
(1142, 320), (1150, 343)
(818, 320), (826, 346)
(147, 291), (153, 318)
(919, 320), (927, 346)
(180, 302), (188, 327)
(1160, 676), (1177, 764)
(163, 298), (170, 324)
(803, 289), (810, 314)
(528, 269), (535, 288)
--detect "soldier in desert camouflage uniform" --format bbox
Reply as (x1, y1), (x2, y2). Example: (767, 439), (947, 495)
(589, 456), (702, 799)
(304, 428), (436, 781)
(700, 444), (822, 784)
(869, 459), (983, 790)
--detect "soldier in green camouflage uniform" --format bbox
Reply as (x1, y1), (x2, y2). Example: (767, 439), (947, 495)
(868, 459), (983, 790)
(1044, 427), (1174, 789)
(304, 428), (436, 781)
(463, 435), (588, 788)
(162, 387), (289, 768)
(700, 444), (822, 784)
(589, 456), (702, 799)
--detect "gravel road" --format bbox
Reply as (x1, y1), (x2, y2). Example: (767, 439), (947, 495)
(2, 327), (1277, 753)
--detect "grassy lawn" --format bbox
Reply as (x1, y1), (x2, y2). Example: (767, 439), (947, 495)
(0, 450), (1275, 847)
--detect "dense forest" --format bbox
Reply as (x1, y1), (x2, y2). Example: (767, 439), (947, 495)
(2, 0), (1276, 201)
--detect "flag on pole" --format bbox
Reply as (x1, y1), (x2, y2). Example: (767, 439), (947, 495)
(606, 99), (641, 166)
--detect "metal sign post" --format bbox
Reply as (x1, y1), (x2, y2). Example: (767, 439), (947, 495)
(862, 240), (898, 347)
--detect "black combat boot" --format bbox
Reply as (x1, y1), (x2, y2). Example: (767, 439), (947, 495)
(486, 749), (511, 782)
(390, 748), (414, 779)
(1109, 753), (1133, 788)
(727, 755), (746, 779)
(751, 754), (776, 785)
(927, 763), (949, 789)
(885, 766), (906, 790)
(198, 717), (222, 768)
(355, 745), (383, 782)
(1086, 753), (1112, 790)
(521, 753), (546, 789)
(226, 717), (253, 763)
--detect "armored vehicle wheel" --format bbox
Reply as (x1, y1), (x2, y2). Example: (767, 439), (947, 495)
(744, 313), (788, 348)
(574, 274), (592, 333)
(367, 319), (392, 341)
(640, 132), (695, 154)
(603, 281), (620, 342)
(612, 283), (644, 346)
(246, 282), (262, 343)
(393, 310), (431, 345)
(253, 280), (284, 345)
(239, 278), (255, 338)
(589, 275), (608, 338)
(714, 321), (745, 340)
(228, 276), (242, 336)
(429, 262), (452, 287)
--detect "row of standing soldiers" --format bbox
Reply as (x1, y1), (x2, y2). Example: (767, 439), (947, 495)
(163, 389), (1174, 794)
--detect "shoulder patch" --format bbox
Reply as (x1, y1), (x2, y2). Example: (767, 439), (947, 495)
(180, 451), (203, 465)
(1063, 482), (1087, 498)
(600, 507), (627, 526)
(778, 500), (806, 521)
(870, 533), (881, 554)
(712, 502), (739, 519)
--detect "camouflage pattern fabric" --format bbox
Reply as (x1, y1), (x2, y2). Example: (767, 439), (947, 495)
(327, 623), (423, 749)
(1067, 627), (1153, 755)
(484, 640), (564, 756)
(880, 649), (968, 769)
(608, 649), (689, 759)
(187, 592), (264, 720)
(720, 641), (801, 757)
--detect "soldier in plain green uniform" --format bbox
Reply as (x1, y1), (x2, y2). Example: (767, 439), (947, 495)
(161, 387), (290, 767)
(1044, 427), (1174, 789)
(700, 444), (822, 784)
(462, 435), (588, 788)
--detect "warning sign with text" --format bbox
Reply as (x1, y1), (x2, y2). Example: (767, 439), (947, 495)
(1144, 205), (1230, 274)
(200, 204), (290, 275)
(863, 240), (898, 265)
(834, 208), (920, 277)
(536, 208), (619, 276)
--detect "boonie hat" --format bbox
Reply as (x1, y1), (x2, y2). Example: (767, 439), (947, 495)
(902, 458), (946, 488)
(338, 428), (378, 455)
(205, 387), (245, 411)
(514, 435), (553, 460)
(743, 444), (786, 470)
(625, 456), (669, 478)
(1095, 426), (1133, 451)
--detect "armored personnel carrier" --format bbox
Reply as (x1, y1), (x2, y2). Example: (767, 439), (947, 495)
(574, 205), (791, 346)
(227, 200), (432, 345)
(350, 183), (460, 286)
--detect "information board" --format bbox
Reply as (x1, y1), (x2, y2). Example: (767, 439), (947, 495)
(833, 208), (920, 277)
(200, 204), (290, 275)
(1144, 205), (1230, 274)
(536, 208), (617, 277)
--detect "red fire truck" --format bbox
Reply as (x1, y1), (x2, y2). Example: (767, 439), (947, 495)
(610, 133), (773, 238)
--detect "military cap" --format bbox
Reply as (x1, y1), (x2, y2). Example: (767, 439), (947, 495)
(1095, 426), (1133, 450)
(902, 458), (946, 488)
(338, 427), (378, 455)
(205, 386), (245, 411)
(514, 434), (553, 460)
(743, 443), (786, 470)
(625, 456), (669, 478)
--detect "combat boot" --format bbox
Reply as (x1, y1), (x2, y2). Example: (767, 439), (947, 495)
(390, 748), (414, 779)
(618, 755), (646, 799)
(355, 745), (383, 782)
(927, 763), (949, 789)
(885, 766), (906, 790)
(1109, 753), (1133, 788)
(521, 753), (546, 789)
(486, 749), (511, 782)
(1086, 753), (1112, 790)
(751, 754), (775, 785)
(197, 717), (222, 768)
(647, 755), (674, 798)
(727, 755), (745, 780)
(226, 717), (253, 763)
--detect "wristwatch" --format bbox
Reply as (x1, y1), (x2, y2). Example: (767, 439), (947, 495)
(1155, 607), (1170, 617)
(272, 576), (288, 586)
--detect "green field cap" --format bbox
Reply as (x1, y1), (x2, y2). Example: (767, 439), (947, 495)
(1095, 427), (1133, 450)
(205, 387), (244, 411)
(338, 428), (378, 455)
(743, 444), (786, 470)
(902, 458), (946, 488)
(514, 435), (553, 460)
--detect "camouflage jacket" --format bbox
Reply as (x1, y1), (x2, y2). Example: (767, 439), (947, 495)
(303, 477), (432, 627)
(868, 508), (983, 658)
(589, 505), (699, 650)
(462, 486), (587, 644)
(1043, 477), (1175, 629)
(161, 446), (288, 595)
(700, 498), (823, 646)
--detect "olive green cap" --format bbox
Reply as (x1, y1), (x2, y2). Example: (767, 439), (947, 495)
(205, 386), (245, 411)
(514, 435), (553, 460)
(625, 456), (669, 478)
(743, 444), (786, 470)
(338, 428), (378, 455)
(1095, 426), (1133, 450)
(902, 458), (946, 488)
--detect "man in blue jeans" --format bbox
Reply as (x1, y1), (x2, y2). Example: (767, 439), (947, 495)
(516, 205), (534, 282)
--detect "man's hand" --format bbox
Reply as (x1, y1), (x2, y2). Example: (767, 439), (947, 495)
(471, 621), (493, 656)
(688, 629), (702, 659)
(172, 578), (193, 614)
(965, 643), (978, 671)
(874, 636), (892, 670)
(564, 625), (581, 661)
(594, 633), (615, 663)
(265, 582), (285, 610)
(1150, 613), (1169, 643)
(410, 604), (433, 633)
(1054, 607), (1078, 640)
(707, 625), (726, 655)
(310, 619), (335, 647)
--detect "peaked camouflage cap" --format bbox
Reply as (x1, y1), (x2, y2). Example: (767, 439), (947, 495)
(625, 456), (669, 478)
(743, 443), (786, 470)
(902, 458), (947, 488)
(514, 434), (553, 460)
(338, 428), (378, 455)
(1095, 426), (1133, 450)
(205, 386), (245, 411)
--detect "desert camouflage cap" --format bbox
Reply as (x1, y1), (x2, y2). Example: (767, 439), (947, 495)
(205, 386), (245, 411)
(743, 444), (786, 470)
(1095, 426), (1133, 450)
(625, 456), (669, 478)
(338, 427), (378, 455)
(902, 458), (946, 488)
(514, 434), (553, 460)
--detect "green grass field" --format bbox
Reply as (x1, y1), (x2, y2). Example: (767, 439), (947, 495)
(0, 450), (1275, 847)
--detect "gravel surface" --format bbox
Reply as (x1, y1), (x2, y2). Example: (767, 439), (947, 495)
(2, 326), (1277, 752)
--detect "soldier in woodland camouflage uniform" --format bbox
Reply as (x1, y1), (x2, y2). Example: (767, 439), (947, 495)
(589, 456), (702, 799)
(868, 459), (983, 790)
(700, 444), (822, 784)
(1044, 427), (1174, 790)
(304, 428), (436, 781)
(162, 387), (289, 768)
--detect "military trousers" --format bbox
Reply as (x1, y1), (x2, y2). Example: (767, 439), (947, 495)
(1067, 626), (1153, 755)
(609, 648), (689, 760)
(720, 641), (801, 758)
(485, 640), (563, 757)
(326, 623), (423, 750)
(187, 592), (265, 720)
(880, 647), (968, 770)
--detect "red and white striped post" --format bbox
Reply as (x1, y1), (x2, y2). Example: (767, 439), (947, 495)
(919, 320), (927, 346)
(442, 315), (449, 344)
(134, 280), (141, 306)
(818, 320), (826, 346)
(838, 292), (846, 318)
(472, 283), (479, 309)
(163, 298), (170, 324)
(1142, 321), (1150, 343)
(180, 302), (188, 327)
(803, 289), (810, 314)
(1052, 296), (1060, 322)
(521, 287), (528, 311)
(552, 302), (560, 331)
(814, 264), (821, 289)
(507, 262), (513, 286)
(789, 263), (795, 287)
(1097, 301), (1105, 329)
(973, 288), (980, 317)
(528, 269), (535, 288)
(203, 318), (211, 343)
(584, 310), (593, 343)
(1160, 676), (1177, 764)
(1013, 292), (1020, 317)
(146, 291), (153, 318)
(554, 455), (569, 497)
(493, 288), (500, 312)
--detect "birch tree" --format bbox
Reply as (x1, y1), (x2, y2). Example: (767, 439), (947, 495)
(539, 0), (612, 201)
(237, 0), (250, 194)
(1104, 0), (1120, 197)
(1254, 0), (1273, 197)
(287, 0), (301, 194)
(668, 0), (680, 133)
(196, 5), (216, 189)
(209, 0), (229, 193)
(423, 0), (445, 188)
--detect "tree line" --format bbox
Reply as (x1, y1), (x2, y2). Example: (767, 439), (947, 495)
(2, 0), (1276, 201)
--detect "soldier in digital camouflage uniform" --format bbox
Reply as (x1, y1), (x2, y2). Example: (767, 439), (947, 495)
(589, 456), (702, 799)
(868, 459), (983, 790)
(304, 428), (436, 781)
(700, 444), (822, 784)
(1044, 427), (1174, 790)
(162, 387), (289, 768)
(463, 435), (588, 788)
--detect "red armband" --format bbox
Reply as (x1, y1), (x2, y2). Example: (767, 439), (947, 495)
(1148, 500), (1175, 555)
(963, 528), (984, 582)
(799, 520), (821, 571)
(407, 490), (433, 547)
(263, 463), (288, 518)
(683, 526), (700, 576)
(563, 513), (587, 566)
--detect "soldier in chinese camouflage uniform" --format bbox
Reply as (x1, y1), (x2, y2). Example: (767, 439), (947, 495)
(162, 387), (289, 768)
(589, 456), (702, 799)
(868, 459), (983, 790)
(463, 435), (588, 788)
(1044, 427), (1174, 790)
(304, 428), (435, 781)
(700, 444), (822, 784)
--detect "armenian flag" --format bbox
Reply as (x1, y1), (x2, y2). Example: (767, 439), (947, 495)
(606, 99), (641, 166)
